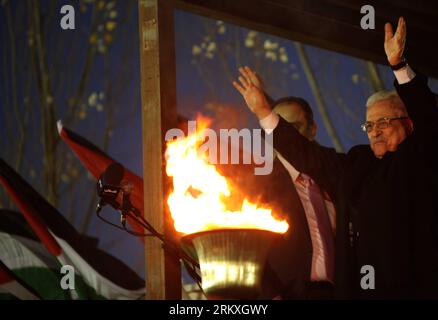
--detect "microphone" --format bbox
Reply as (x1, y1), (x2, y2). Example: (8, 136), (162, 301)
(95, 162), (144, 235)
(96, 162), (124, 213)
(93, 163), (197, 272)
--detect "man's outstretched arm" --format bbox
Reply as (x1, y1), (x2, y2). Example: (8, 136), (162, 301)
(385, 17), (438, 135)
(233, 66), (346, 198)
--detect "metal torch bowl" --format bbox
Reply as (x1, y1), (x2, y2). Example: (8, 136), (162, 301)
(182, 228), (280, 300)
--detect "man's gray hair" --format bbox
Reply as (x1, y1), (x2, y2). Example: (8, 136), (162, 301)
(366, 89), (408, 117)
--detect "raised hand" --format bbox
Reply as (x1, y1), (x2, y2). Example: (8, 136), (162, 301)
(241, 66), (264, 90)
(384, 17), (406, 66)
(233, 66), (272, 120)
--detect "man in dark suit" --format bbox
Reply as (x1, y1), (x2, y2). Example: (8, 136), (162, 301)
(261, 97), (336, 300)
(227, 73), (336, 299)
(234, 17), (438, 299)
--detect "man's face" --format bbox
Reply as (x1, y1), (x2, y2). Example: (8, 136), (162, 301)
(366, 100), (410, 158)
(274, 102), (316, 140)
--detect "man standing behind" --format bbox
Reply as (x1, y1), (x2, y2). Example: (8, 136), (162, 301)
(234, 17), (438, 298)
(235, 71), (336, 299)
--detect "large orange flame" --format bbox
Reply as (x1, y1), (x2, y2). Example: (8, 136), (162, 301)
(165, 116), (289, 235)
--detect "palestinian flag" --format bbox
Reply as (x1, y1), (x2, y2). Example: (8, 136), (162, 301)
(57, 120), (202, 285)
(0, 158), (145, 299)
(0, 260), (40, 300)
(57, 121), (145, 237)
(0, 254), (43, 300)
(0, 209), (66, 299)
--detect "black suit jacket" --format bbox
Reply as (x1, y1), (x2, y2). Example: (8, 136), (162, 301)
(267, 73), (438, 299)
(218, 156), (315, 299)
(258, 158), (313, 299)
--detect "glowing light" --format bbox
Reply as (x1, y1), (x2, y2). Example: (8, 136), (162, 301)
(165, 116), (289, 234)
(200, 261), (259, 290)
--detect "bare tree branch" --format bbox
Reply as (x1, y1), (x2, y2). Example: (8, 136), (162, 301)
(294, 42), (344, 152)
(62, 4), (98, 129)
(29, 0), (59, 205)
(4, 2), (29, 173)
(365, 61), (386, 92)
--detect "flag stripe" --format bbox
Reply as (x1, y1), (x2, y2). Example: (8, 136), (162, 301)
(54, 234), (144, 299)
(0, 228), (71, 299)
(0, 172), (61, 256)
(0, 260), (41, 300)
(0, 161), (145, 294)
(0, 232), (59, 270)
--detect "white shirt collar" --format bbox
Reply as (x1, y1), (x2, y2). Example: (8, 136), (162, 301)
(275, 151), (301, 182)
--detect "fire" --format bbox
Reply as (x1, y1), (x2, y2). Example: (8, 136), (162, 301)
(165, 116), (289, 235)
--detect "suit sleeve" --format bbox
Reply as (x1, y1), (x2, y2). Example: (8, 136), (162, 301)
(395, 72), (438, 137)
(267, 116), (347, 199)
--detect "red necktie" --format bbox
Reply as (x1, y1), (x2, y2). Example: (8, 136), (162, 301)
(298, 174), (335, 282)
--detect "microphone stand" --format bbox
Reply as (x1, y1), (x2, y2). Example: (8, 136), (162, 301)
(98, 191), (201, 284)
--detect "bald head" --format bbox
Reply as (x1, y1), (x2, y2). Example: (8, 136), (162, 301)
(273, 97), (316, 140)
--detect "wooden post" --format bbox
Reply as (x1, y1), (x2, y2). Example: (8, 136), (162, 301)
(138, 0), (181, 299)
